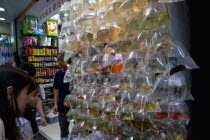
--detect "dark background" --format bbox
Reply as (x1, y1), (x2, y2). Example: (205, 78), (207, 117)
(188, 0), (210, 139)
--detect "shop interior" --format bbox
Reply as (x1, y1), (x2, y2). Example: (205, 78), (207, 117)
(1, 0), (66, 139)
(0, 0), (208, 140)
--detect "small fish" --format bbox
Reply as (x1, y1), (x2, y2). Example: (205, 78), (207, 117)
(156, 112), (168, 120)
(172, 112), (183, 120)
(177, 134), (187, 140)
(156, 135), (164, 138)
(166, 136), (175, 140)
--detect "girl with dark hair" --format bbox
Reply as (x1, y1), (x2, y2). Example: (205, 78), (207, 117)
(16, 80), (40, 140)
(0, 65), (34, 140)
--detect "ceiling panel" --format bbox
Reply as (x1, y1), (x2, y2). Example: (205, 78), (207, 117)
(19, 0), (54, 23)
(0, 0), (33, 23)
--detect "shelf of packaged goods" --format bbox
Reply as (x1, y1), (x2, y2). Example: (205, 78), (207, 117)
(25, 55), (58, 57)
(38, 82), (54, 85)
(23, 34), (58, 37)
(35, 75), (55, 78)
(34, 66), (59, 68)
(23, 46), (58, 48)
(29, 61), (57, 63)
(42, 102), (54, 105)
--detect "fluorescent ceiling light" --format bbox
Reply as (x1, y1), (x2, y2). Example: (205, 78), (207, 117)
(0, 18), (6, 20)
(50, 14), (59, 20)
(0, 7), (5, 11)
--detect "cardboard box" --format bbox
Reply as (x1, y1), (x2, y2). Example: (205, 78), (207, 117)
(23, 16), (38, 35)
(45, 21), (58, 36)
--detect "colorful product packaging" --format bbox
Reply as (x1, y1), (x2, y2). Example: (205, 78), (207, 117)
(39, 36), (48, 46)
(23, 36), (33, 46)
(45, 21), (58, 36)
(51, 38), (58, 46)
(23, 16), (38, 35)
(37, 24), (46, 35)
(23, 36), (37, 46)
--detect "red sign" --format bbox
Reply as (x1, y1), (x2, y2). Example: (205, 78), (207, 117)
(40, 0), (70, 21)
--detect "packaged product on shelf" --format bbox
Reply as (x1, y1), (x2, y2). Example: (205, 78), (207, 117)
(47, 37), (52, 46)
(0, 46), (14, 65)
(51, 49), (54, 55)
(37, 49), (40, 56)
(28, 56), (32, 62)
(46, 68), (49, 75)
(23, 36), (33, 46)
(50, 68), (53, 75)
(54, 49), (58, 55)
(37, 24), (46, 35)
(29, 48), (32, 55)
(51, 38), (57, 46)
(45, 49), (51, 56)
(32, 48), (35, 55)
(39, 36), (48, 46)
(35, 49), (39, 55)
(39, 49), (45, 55)
(45, 21), (58, 36)
(23, 16), (38, 35)
(31, 56), (35, 61)
(32, 36), (37, 46)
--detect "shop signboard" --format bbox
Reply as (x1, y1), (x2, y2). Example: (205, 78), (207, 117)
(39, 0), (70, 23)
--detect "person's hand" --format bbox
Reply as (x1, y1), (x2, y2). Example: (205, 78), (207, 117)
(41, 117), (47, 126)
(53, 104), (58, 115)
